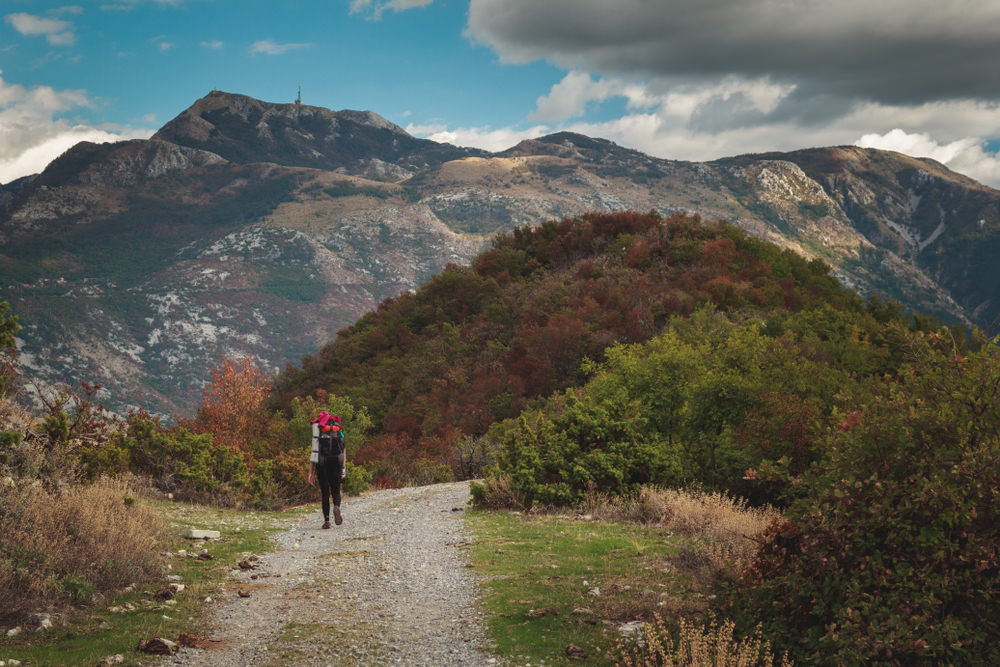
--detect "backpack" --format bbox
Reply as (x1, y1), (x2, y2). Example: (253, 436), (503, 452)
(317, 423), (345, 467)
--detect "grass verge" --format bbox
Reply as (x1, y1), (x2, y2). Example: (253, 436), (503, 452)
(464, 511), (716, 666)
(0, 497), (305, 666)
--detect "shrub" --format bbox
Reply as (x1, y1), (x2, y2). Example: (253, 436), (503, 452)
(111, 414), (250, 505)
(726, 330), (1000, 665)
(342, 461), (373, 496)
(490, 391), (675, 508)
(0, 477), (164, 625)
(618, 613), (791, 667)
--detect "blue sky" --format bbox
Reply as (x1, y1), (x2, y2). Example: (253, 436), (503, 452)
(4, 0), (1000, 186)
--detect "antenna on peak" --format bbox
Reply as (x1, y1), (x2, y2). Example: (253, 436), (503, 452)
(296, 84), (302, 105)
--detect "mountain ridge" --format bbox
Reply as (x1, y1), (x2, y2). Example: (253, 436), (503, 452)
(2, 91), (998, 416)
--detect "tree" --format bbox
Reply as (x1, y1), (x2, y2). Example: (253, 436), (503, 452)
(191, 355), (271, 452)
(0, 301), (20, 400)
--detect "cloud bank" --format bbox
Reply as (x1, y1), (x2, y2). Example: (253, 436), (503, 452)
(0, 73), (153, 184)
(459, 0), (1000, 187)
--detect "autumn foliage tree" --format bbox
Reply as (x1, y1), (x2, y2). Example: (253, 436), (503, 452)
(190, 355), (271, 452)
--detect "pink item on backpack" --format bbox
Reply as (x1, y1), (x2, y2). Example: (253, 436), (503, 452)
(311, 411), (332, 426)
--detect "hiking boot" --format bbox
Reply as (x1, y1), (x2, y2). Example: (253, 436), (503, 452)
(333, 507), (343, 526)
(322, 520), (331, 529)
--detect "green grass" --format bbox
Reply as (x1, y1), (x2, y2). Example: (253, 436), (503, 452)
(0, 499), (306, 666)
(464, 511), (697, 666)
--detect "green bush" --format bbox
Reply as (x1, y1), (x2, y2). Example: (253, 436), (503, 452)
(725, 330), (1000, 665)
(491, 391), (674, 508)
(106, 415), (250, 502)
(342, 461), (373, 496)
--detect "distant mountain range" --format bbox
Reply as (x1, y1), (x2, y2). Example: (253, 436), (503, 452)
(2, 90), (998, 416)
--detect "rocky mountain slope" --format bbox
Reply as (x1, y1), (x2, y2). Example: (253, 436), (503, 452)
(2, 90), (998, 416)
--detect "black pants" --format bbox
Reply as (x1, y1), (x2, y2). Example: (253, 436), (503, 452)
(317, 458), (342, 520)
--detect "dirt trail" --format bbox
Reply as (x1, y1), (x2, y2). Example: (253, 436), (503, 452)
(162, 481), (499, 666)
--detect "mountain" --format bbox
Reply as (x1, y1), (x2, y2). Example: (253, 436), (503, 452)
(2, 90), (998, 416)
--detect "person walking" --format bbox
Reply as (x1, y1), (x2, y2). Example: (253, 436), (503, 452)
(308, 411), (346, 529)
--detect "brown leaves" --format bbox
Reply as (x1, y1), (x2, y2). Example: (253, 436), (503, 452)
(189, 355), (271, 452)
(136, 638), (178, 655)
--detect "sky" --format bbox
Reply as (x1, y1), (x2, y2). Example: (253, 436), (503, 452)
(4, 0), (1000, 186)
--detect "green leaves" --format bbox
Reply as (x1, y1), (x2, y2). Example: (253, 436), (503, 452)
(728, 329), (1000, 664)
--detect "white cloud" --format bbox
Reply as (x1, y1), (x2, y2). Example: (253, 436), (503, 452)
(0, 72), (154, 184)
(250, 39), (311, 55)
(101, 0), (183, 9)
(5, 12), (76, 46)
(351, 0), (434, 20)
(530, 71), (619, 122)
(856, 129), (1000, 187)
(406, 122), (549, 152)
(201, 40), (224, 50)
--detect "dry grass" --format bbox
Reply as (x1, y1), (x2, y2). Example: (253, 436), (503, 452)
(0, 477), (165, 624)
(618, 613), (793, 667)
(585, 486), (781, 572)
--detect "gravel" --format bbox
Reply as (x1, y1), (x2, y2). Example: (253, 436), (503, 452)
(161, 481), (500, 666)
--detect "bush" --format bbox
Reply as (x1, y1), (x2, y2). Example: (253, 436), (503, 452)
(342, 461), (373, 496)
(0, 477), (164, 624)
(726, 330), (1000, 665)
(489, 391), (675, 508)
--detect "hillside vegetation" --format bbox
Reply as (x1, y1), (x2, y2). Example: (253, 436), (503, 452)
(268, 210), (997, 662)
(2, 210), (997, 663)
(272, 211), (954, 490)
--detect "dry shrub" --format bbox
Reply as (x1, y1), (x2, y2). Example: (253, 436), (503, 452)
(589, 487), (781, 572)
(470, 474), (528, 510)
(0, 477), (165, 624)
(618, 613), (792, 667)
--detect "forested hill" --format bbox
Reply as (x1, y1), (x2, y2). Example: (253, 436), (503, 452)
(271, 211), (953, 486)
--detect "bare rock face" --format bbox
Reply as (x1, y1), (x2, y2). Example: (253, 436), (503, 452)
(2, 92), (999, 418)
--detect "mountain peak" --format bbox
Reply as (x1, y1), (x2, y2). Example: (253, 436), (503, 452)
(152, 90), (482, 178)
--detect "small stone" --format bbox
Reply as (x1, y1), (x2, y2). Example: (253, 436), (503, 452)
(6, 626), (22, 637)
(238, 590), (251, 598)
(588, 587), (601, 596)
(36, 618), (53, 632)
(166, 574), (182, 582)
(565, 644), (588, 660)
(180, 528), (220, 539)
(571, 607), (593, 615)
(619, 620), (646, 638)
(203, 597), (213, 603)
(97, 654), (124, 666)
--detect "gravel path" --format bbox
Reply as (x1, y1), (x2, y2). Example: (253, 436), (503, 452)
(162, 481), (499, 666)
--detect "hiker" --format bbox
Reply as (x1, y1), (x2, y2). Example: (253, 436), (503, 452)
(307, 411), (346, 529)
